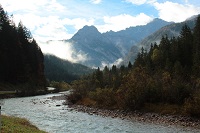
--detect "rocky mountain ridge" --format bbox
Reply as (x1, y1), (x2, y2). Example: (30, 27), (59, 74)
(62, 18), (172, 67)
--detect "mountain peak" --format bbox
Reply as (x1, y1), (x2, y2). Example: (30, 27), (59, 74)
(148, 18), (173, 26)
(82, 25), (98, 31)
(78, 25), (100, 35)
(72, 25), (101, 40)
(152, 18), (166, 22)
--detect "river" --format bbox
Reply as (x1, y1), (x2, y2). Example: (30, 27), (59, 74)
(1, 93), (199, 133)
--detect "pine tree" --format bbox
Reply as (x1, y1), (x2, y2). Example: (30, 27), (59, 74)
(179, 24), (193, 68)
(193, 15), (200, 76)
(128, 61), (132, 69)
(0, 5), (45, 91)
(159, 35), (170, 63)
(95, 67), (103, 88)
(0, 5), (22, 83)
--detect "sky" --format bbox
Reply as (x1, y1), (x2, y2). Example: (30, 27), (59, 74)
(0, 0), (200, 63)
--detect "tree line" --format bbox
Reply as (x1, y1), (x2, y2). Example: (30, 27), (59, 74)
(0, 5), (45, 95)
(69, 15), (200, 117)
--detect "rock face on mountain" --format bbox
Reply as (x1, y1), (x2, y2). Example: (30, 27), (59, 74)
(63, 18), (171, 67)
(122, 17), (197, 66)
(67, 25), (122, 67)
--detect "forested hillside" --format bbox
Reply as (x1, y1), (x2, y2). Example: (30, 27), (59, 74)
(69, 16), (200, 117)
(44, 54), (94, 82)
(0, 6), (45, 93)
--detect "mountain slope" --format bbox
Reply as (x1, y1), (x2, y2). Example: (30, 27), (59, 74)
(103, 18), (172, 55)
(62, 19), (171, 67)
(66, 25), (122, 67)
(122, 16), (197, 65)
(44, 54), (94, 82)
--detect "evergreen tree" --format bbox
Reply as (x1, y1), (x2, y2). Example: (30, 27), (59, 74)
(193, 15), (200, 76)
(95, 67), (103, 88)
(179, 24), (193, 68)
(103, 66), (111, 87)
(159, 35), (170, 65)
(128, 61), (132, 69)
(0, 5), (22, 83)
(0, 5), (45, 93)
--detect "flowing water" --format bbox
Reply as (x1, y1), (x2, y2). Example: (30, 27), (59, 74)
(1, 93), (199, 133)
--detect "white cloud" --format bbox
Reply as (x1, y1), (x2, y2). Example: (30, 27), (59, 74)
(100, 58), (123, 69)
(147, 0), (157, 4)
(62, 18), (95, 31)
(0, 0), (65, 13)
(12, 14), (72, 41)
(0, 0), (73, 42)
(153, 1), (200, 22)
(38, 41), (88, 63)
(0, 0), (40, 12)
(34, 23), (71, 42)
(90, 0), (102, 4)
(46, 0), (65, 12)
(12, 14), (95, 41)
(125, 0), (156, 5)
(125, 0), (147, 5)
(13, 14), (46, 31)
(97, 13), (153, 33)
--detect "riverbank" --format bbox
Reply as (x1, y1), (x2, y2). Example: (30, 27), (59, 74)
(67, 103), (200, 129)
(61, 91), (200, 129)
(0, 91), (47, 99)
(2, 92), (200, 133)
(1, 115), (46, 133)
(0, 91), (16, 99)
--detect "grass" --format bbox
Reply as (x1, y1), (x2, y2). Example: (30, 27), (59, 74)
(0, 91), (16, 95)
(1, 115), (46, 133)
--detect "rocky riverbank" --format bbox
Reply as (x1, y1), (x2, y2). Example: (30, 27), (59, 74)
(50, 93), (200, 129)
(67, 104), (200, 129)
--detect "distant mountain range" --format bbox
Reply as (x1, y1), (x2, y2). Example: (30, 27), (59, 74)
(102, 18), (173, 55)
(46, 16), (198, 68)
(122, 16), (198, 65)
(48, 18), (171, 67)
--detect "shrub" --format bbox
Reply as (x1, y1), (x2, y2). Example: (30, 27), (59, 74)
(89, 88), (116, 108)
(184, 90), (200, 117)
(117, 67), (152, 110)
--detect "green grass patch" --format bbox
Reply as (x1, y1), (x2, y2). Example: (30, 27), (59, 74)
(1, 115), (46, 133)
(0, 91), (16, 95)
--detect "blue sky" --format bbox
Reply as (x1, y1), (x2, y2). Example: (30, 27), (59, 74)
(0, 0), (200, 63)
(0, 0), (200, 42)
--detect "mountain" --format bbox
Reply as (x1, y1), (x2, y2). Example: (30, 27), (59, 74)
(66, 25), (122, 67)
(103, 18), (172, 55)
(44, 54), (94, 82)
(62, 18), (171, 67)
(122, 16), (198, 66)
